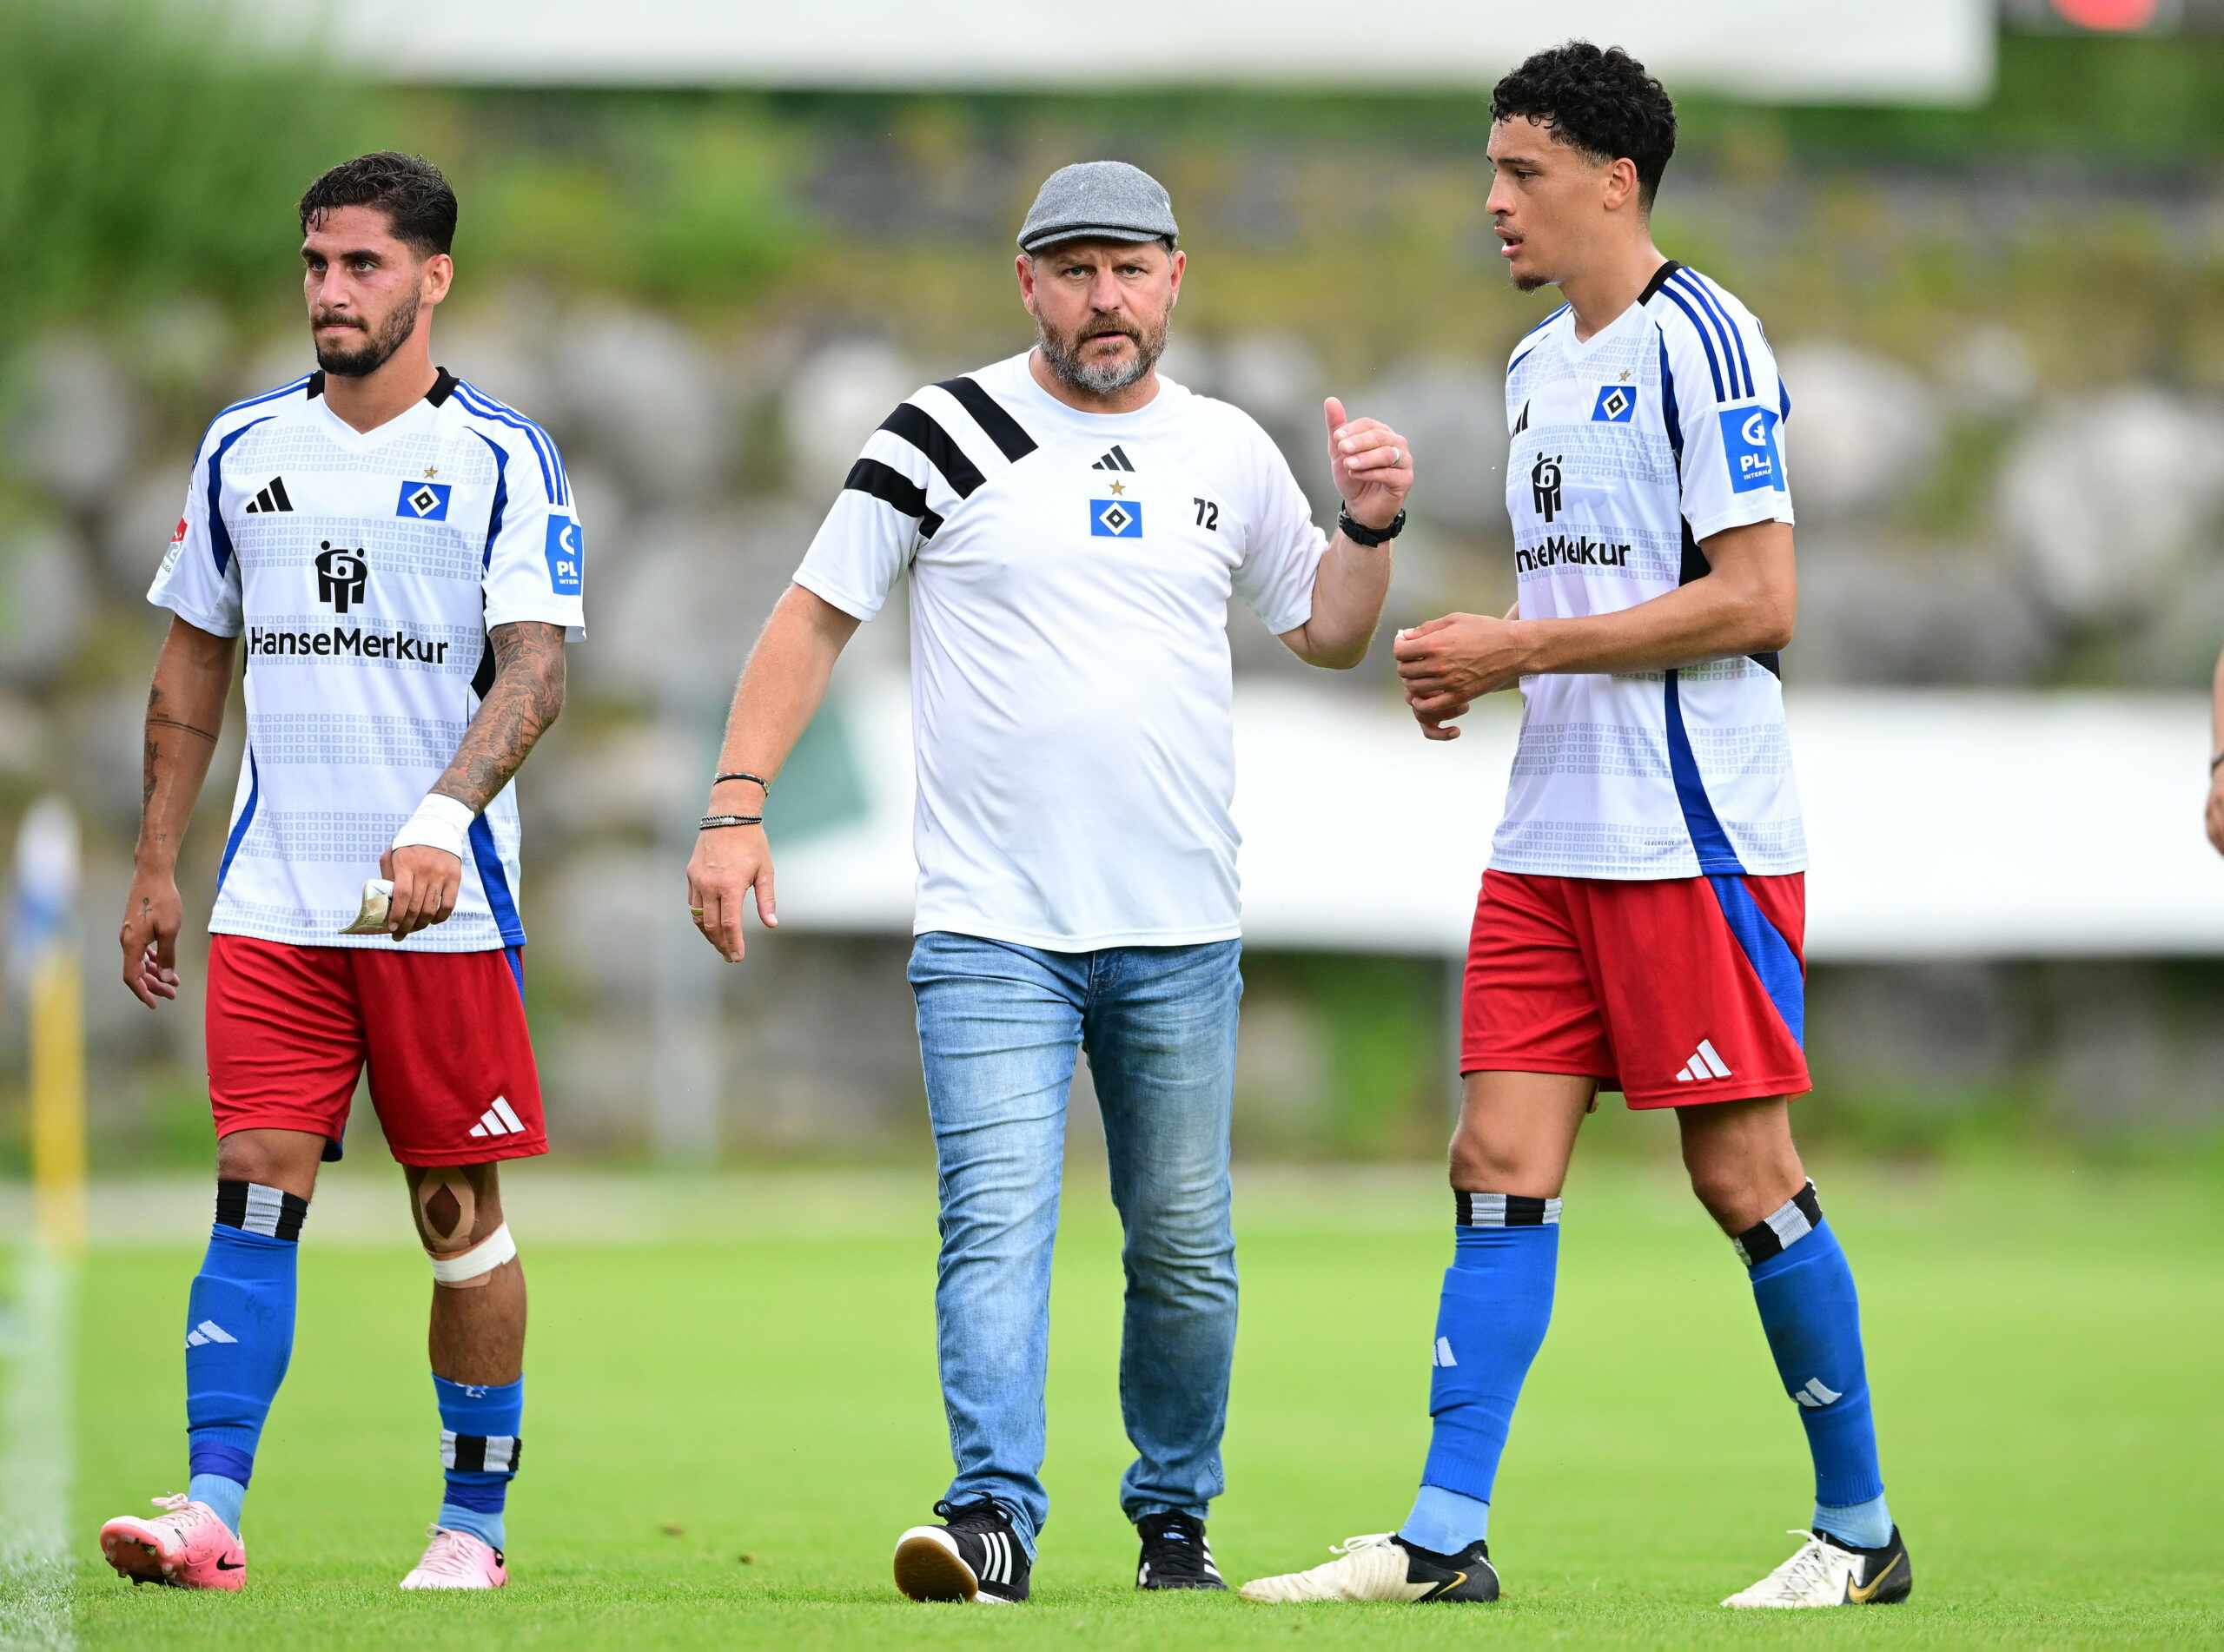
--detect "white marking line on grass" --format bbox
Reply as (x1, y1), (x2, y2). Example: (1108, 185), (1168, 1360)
(0, 1244), (74, 1652)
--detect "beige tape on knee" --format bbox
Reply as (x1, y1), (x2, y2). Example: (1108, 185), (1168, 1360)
(428, 1222), (516, 1288)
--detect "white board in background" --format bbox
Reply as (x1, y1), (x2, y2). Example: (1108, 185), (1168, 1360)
(775, 677), (2224, 961)
(235, 0), (1993, 104)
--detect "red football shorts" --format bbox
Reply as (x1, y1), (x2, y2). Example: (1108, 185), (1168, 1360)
(206, 934), (547, 1166)
(1461, 869), (1810, 1108)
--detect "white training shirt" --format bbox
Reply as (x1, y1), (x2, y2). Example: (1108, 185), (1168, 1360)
(149, 369), (585, 952)
(794, 351), (1327, 950)
(1492, 262), (1804, 881)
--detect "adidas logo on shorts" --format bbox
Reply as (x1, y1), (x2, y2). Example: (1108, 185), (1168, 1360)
(1674, 1039), (1732, 1084)
(468, 1096), (528, 1139)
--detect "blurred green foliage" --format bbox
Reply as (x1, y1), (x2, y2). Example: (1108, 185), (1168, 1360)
(0, 0), (370, 346)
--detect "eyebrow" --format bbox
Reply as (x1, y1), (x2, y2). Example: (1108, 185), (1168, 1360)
(302, 246), (386, 262)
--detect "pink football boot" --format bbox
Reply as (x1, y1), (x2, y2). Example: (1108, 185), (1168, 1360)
(400, 1525), (508, 1590)
(99, 1494), (247, 1589)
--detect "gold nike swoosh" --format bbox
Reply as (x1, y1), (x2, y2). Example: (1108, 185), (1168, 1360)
(1420, 1571), (1466, 1600)
(1845, 1551), (1903, 1603)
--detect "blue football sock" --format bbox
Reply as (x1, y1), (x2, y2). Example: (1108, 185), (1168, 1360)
(184, 1181), (308, 1534)
(187, 1472), (246, 1536)
(434, 1374), (523, 1552)
(1737, 1183), (1890, 1543)
(1402, 1193), (1559, 1555)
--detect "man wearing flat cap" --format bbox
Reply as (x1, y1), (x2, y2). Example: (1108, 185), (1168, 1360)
(685, 160), (1414, 1601)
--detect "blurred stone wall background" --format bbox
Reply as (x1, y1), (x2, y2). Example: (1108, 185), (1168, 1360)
(5, 8), (2224, 1168)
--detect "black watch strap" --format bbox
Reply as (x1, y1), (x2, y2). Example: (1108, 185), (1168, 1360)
(1338, 506), (1405, 546)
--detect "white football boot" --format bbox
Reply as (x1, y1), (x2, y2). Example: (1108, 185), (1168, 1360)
(1239, 1531), (1499, 1604)
(1723, 1527), (1911, 1608)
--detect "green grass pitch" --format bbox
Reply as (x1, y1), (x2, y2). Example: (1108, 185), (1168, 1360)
(69, 1155), (2224, 1649)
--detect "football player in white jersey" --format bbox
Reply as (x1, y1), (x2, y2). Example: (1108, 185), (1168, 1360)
(1241, 44), (1910, 1611)
(685, 161), (1411, 1602)
(98, 154), (580, 1593)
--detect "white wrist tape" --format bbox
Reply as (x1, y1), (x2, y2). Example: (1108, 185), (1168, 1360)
(391, 793), (475, 862)
(428, 1221), (516, 1285)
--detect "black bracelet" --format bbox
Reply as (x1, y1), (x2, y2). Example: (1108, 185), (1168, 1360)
(712, 770), (771, 793)
(699, 814), (763, 830)
(1338, 506), (1406, 547)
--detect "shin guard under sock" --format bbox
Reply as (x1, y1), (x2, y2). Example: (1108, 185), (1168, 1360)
(1403, 1193), (1559, 1553)
(434, 1374), (522, 1552)
(1738, 1182), (1890, 1544)
(185, 1181), (308, 1532)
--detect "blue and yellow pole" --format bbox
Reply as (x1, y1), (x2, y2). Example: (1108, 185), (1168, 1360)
(17, 798), (83, 1257)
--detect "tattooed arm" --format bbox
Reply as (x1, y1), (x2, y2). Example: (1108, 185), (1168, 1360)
(123, 617), (236, 1006)
(381, 621), (567, 939)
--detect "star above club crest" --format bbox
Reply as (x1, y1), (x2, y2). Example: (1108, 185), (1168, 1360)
(1617, 370), (1631, 382)
(423, 465), (440, 479)
(1109, 479), (1126, 495)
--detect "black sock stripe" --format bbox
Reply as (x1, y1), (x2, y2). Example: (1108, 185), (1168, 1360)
(878, 403), (986, 499)
(935, 375), (1037, 461)
(1453, 1190), (1562, 1226)
(215, 1180), (308, 1241)
(1732, 1180), (1822, 1266)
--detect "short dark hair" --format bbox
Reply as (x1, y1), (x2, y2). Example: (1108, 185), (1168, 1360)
(298, 152), (457, 258)
(1491, 42), (1677, 208)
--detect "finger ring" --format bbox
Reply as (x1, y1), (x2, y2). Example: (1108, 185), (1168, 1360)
(1393, 447), (1404, 467)
(689, 906), (705, 916)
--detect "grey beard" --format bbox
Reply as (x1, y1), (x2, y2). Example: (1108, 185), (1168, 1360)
(314, 289), (420, 377)
(1038, 317), (1166, 395)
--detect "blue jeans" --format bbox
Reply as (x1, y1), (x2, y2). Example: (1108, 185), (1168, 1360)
(908, 931), (1242, 1556)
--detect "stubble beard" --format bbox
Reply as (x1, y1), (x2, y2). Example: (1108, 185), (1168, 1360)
(1037, 309), (1168, 396)
(314, 287), (420, 378)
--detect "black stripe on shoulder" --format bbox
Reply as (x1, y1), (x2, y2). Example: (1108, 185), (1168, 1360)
(844, 458), (944, 538)
(427, 367), (459, 407)
(935, 376), (1037, 462)
(879, 403), (986, 498)
(1638, 260), (1682, 306)
(307, 370), (326, 400)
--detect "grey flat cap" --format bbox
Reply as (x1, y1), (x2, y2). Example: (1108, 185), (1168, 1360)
(1017, 161), (1178, 254)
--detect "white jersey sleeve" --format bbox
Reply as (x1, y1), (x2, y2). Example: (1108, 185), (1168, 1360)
(1228, 417), (1327, 636)
(793, 391), (971, 623)
(1654, 268), (1794, 544)
(475, 420), (587, 634)
(147, 410), (255, 638)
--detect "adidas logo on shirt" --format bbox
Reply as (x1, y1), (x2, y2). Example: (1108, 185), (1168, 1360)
(243, 477), (295, 514)
(1090, 444), (1137, 472)
(185, 1319), (237, 1348)
(468, 1096), (528, 1140)
(1674, 1039), (1732, 1083)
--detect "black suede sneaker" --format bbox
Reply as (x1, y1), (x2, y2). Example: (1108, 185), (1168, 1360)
(892, 1498), (1030, 1603)
(1135, 1510), (1226, 1590)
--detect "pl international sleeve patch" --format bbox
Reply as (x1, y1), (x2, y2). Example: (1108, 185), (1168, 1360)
(543, 515), (584, 594)
(1718, 406), (1784, 493)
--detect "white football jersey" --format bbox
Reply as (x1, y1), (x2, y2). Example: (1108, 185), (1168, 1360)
(1493, 262), (1804, 881)
(794, 352), (1327, 950)
(149, 369), (585, 952)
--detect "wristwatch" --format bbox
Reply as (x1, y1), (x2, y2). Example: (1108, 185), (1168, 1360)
(1338, 505), (1406, 546)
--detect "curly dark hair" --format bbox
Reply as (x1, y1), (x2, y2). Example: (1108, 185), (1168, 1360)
(1491, 42), (1677, 208)
(298, 152), (457, 258)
